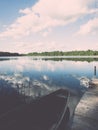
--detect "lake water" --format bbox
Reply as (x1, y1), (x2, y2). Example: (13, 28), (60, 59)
(0, 56), (98, 114)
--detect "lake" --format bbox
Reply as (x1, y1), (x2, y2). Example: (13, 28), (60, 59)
(0, 56), (98, 114)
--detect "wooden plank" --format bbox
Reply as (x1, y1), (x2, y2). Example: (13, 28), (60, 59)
(71, 87), (98, 130)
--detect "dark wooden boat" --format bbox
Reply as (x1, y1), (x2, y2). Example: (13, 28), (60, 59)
(0, 89), (71, 130)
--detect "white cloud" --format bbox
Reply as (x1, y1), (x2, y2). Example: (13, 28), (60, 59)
(18, 41), (67, 53)
(77, 17), (98, 35)
(0, 40), (68, 53)
(19, 8), (32, 14)
(0, 0), (96, 39)
(33, 0), (93, 17)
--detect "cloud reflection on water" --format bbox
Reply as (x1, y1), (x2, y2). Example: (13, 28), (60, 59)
(0, 57), (98, 98)
(0, 72), (58, 100)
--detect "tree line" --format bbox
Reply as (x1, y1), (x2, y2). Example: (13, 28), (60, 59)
(26, 50), (98, 56)
(1, 50), (98, 56)
(0, 52), (20, 56)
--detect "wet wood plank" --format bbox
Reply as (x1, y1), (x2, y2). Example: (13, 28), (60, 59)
(71, 87), (98, 130)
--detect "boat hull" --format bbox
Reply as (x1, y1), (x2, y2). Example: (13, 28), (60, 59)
(0, 89), (71, 130)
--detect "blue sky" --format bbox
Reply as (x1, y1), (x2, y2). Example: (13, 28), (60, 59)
(0, 0), (98, 53)
(0, 0), (37, 25)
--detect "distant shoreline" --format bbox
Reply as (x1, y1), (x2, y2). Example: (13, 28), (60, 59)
(0, 52), (22, 57)
(0, 50), (98, 57)
(25, 50), (98, 56)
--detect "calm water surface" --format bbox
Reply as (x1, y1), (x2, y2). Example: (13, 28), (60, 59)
(0, 56), (98, 114)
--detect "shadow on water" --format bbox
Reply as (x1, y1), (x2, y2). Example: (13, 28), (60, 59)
(0, 87), (25, 115)
(0, 80), (25, 118)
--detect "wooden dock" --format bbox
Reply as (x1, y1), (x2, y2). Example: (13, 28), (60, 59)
(71, 86), (98, 130)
